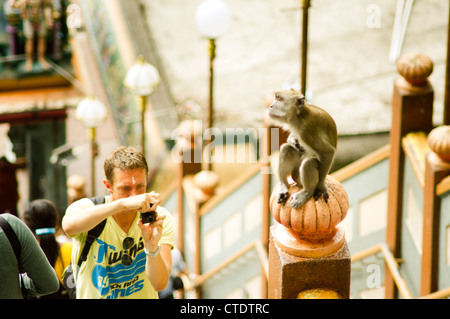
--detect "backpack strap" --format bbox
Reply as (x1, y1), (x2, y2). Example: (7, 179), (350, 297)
(76, 196), (107, 267)
(0, 215), (21, 263)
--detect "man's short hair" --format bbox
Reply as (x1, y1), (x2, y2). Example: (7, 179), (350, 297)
(104, 146), (148, 184)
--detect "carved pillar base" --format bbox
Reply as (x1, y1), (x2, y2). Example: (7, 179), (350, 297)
(273, 224), (346, 258)
(268, 226), (351, 299)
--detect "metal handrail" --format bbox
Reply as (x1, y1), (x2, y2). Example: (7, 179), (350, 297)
(379, 243), (412, 299)
(351, 243), (412, 299)
(352, 243), (450, 299)
(419, 287), (450, 299)
(192, 240), (268, 289)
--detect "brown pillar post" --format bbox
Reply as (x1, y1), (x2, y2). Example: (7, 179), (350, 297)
(443, 5), (450, 125)
(262, 96), (291, 299)
(260, 123), (271, 299)
(192, 170), (219, 299)
(268, 176), (351, 299)
(300, 0), (311, 97)
(420, 126), (450, 296)
(385, 53), (434, 298)
(175, 120), (203, 255)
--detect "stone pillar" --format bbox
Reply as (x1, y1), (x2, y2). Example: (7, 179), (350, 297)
(420, 125), (450, 296)
(175, 120), (203, 256)
(268, 176), (351, 299)
(386, 53), (434, 298)
(191, 170), (219, 299)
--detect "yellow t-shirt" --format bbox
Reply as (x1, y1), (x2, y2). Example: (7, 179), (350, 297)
(54, 241), (73, 281)
(66, 196), (175, 299)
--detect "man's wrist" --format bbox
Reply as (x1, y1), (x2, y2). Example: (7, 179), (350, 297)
(144, 244), (161, 257)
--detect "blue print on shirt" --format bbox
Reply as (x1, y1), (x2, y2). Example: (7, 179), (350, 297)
(94, 238), (115, 263)
(92, 238), (146, 298)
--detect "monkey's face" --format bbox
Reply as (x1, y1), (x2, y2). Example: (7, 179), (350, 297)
(267, 89), (305, 126)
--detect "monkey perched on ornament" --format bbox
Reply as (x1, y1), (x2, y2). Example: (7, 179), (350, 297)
(266, 89), (337, 209)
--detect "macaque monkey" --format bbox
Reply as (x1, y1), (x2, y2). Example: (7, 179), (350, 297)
(267, 89), (337, 208)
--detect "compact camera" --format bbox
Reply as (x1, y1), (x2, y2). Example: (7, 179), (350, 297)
(141, 211), (156, 224)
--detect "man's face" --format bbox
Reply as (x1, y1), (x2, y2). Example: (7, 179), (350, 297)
(104, 168), (147, 200)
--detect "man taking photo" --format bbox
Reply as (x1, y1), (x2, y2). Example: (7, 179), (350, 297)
(62, 146), (174, 299)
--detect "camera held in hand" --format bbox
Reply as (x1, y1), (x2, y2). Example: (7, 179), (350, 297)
(141, 211), (156, 224)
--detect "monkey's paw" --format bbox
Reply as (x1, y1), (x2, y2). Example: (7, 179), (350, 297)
(276, 191), (289, 204)
(314, 187), (329, 203)
(289, 190), (312, 209)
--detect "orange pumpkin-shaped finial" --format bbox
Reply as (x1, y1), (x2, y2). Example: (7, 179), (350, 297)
(270, 176), (349, 258)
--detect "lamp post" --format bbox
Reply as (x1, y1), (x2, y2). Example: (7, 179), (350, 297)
(75, 96), (107, 196)
(300, 0), (311, 97)
(124, 56), (161, 157)
(195, 0), (232, 171)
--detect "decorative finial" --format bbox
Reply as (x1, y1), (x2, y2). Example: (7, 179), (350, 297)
(176, 120), (203, 150)
(269, 176), (349, 258)
(397, 53), (433, 87)
(297, 288), (342, 299)
(427, 125), (450, 164)
(193, 170), (219, 203)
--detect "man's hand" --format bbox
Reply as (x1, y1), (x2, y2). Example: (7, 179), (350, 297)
(119, 191), (161, 213)
(137, 213), (166, 250)
(139, 211), (172, 291)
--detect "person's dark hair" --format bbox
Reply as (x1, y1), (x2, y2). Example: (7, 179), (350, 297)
(23, 199), (60, 267)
